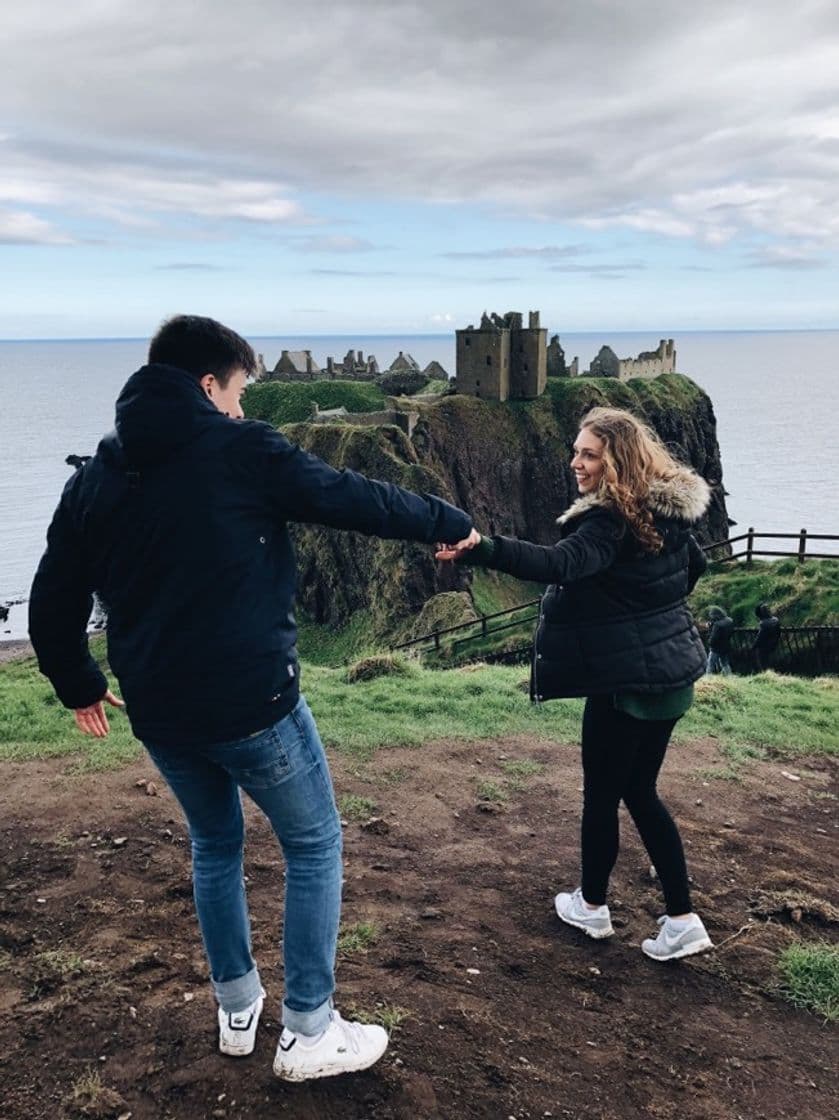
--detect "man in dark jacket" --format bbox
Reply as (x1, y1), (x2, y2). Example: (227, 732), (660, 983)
(753, 602), (781, 670)
(706, 605), (734, 675)
(29, 315), (472, 1082)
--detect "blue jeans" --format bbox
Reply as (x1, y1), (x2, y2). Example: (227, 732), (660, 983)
(144, 696), (342, 1036)
(706, 650), (731, 675)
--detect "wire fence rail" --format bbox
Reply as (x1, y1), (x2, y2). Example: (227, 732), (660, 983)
(392, 529), (838, 671)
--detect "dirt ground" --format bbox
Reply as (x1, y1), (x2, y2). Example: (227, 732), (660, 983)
(0, 724), (836, 1120)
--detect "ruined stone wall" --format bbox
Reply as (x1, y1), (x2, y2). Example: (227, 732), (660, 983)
(617, 340), (676, 380)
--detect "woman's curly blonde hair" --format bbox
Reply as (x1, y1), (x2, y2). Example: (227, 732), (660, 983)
(579, 407), (685, 553)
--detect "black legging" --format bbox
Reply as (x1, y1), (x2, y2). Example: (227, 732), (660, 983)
(580, 694), (692, 916)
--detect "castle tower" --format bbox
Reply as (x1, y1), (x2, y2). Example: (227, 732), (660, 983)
(455, 318), (511, 401)
(509, 310), (547, 399)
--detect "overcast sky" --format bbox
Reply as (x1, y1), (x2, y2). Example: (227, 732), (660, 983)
(2, 0), (838, 337)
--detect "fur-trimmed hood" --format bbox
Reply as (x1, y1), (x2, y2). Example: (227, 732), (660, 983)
(557, 466), (711, 526)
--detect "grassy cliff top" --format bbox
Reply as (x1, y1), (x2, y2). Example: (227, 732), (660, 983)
(1, 638), (836, 769)
(243, 378), (387, 426)
(242, 372), (709, 431)
(691, 558), (838, 627)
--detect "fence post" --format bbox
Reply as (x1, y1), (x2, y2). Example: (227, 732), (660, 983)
(481, 616), (488, 637)
(798, 528), (807, 563)
(433, 627), (441, 651)
(746, 527), (754, 565)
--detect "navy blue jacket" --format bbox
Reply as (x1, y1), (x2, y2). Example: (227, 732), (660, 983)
(29, 364), (472, 747)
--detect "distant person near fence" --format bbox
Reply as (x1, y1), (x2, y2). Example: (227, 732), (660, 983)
(706, 605), (733, 675)
(753, 602), (781, 670)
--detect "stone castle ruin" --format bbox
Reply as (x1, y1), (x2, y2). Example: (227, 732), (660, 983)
(455, 312), (677, 401)
(586, 339), (676, 380)
(257, 348), (447, 386)
(255, 317), (675, 407)
(455, 311), (547, 401)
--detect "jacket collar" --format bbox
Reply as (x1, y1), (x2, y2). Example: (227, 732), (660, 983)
(557, 467), (711, 526)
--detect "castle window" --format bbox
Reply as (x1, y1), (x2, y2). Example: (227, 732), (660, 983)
(465, 337), (471, 346)
(486, 355), (492, 366)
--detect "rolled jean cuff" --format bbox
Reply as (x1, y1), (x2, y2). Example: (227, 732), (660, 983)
(213, 965), (262, 1013)
(283, 996), (332, 1037)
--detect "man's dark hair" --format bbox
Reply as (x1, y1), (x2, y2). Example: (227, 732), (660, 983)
(755, 602), (774, 619)
(148, 315), (257, 385)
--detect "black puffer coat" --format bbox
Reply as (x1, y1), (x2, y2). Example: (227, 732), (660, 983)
(29, 364), (472, 747)
(481, 470), (710, 700)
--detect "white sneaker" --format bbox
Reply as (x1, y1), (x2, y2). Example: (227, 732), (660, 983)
(554, 887), (614, 939)
(218, 988), (265, 1057)
(273, 1010), (389, 1082)
(642, 914), (713, 961)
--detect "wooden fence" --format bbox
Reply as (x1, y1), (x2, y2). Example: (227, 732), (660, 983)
(704, 528), (838, 563)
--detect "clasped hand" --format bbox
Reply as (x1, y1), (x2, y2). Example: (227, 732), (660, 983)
(436, 528), (482, 562)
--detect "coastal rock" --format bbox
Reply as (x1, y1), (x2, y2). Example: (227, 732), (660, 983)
(274, 375), (728, 638)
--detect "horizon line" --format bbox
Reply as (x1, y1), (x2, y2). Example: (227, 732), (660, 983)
(2, 325), (839, 344)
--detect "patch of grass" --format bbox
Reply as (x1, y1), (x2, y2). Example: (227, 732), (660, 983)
(500, 759), (544, 778)
(67, 1067), (126, 1118)
(3, 648), (836, 770)
(0, 638), (141, 769)
(689, 558), (839, 628)
(676, 672), (838, 758)
(696, 763), (742, 782)
(243, 378), (387, 427)
(34, 949), (90, 977)
(499, 758), (545, 792)
(337, 921), (378, 955)
(296, 608), (379, 667)
(345, 653), (415, 684)
(302, 661), (584, 761)
(477, 779), (508, 803)
(777, 942), (839, 1021)
(346, 1002), (410, 1031)
(31, 948), (95, 997)
(338, 793), (377, 821)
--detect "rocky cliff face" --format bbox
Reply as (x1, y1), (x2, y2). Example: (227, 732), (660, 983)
(277, 375), (729, 637)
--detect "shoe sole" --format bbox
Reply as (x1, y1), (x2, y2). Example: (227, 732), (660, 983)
(273, 1041), (388, 1082)
(220, 1039), (258, 1057)
(641, 936), (713, 962)
(554, 903), (614, 939)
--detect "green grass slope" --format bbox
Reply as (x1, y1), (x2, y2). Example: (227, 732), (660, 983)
(243, 379), (386, 426)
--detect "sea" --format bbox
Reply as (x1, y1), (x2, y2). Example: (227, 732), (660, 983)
(1, 330), (838, 641)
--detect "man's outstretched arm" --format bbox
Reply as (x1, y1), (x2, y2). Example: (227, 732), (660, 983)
(259, 427), (472, 544)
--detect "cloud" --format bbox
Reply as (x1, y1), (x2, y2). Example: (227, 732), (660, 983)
(310, 267), (397, 277)
(547, 261), (647, 278)
(2, 1), (839, 253)
(291, 235), (380, 253)
(744, 245), (829, 269)
(0, 207), (73, 244)
(441, 244), (588, 260)
(155, 262), (231, 271)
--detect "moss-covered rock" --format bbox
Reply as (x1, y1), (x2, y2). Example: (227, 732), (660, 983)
(398, 591), (478, 644)
(345, 653), (415, 683)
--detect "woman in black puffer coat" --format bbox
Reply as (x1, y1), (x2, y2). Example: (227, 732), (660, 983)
(438, 407), (714, 962)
